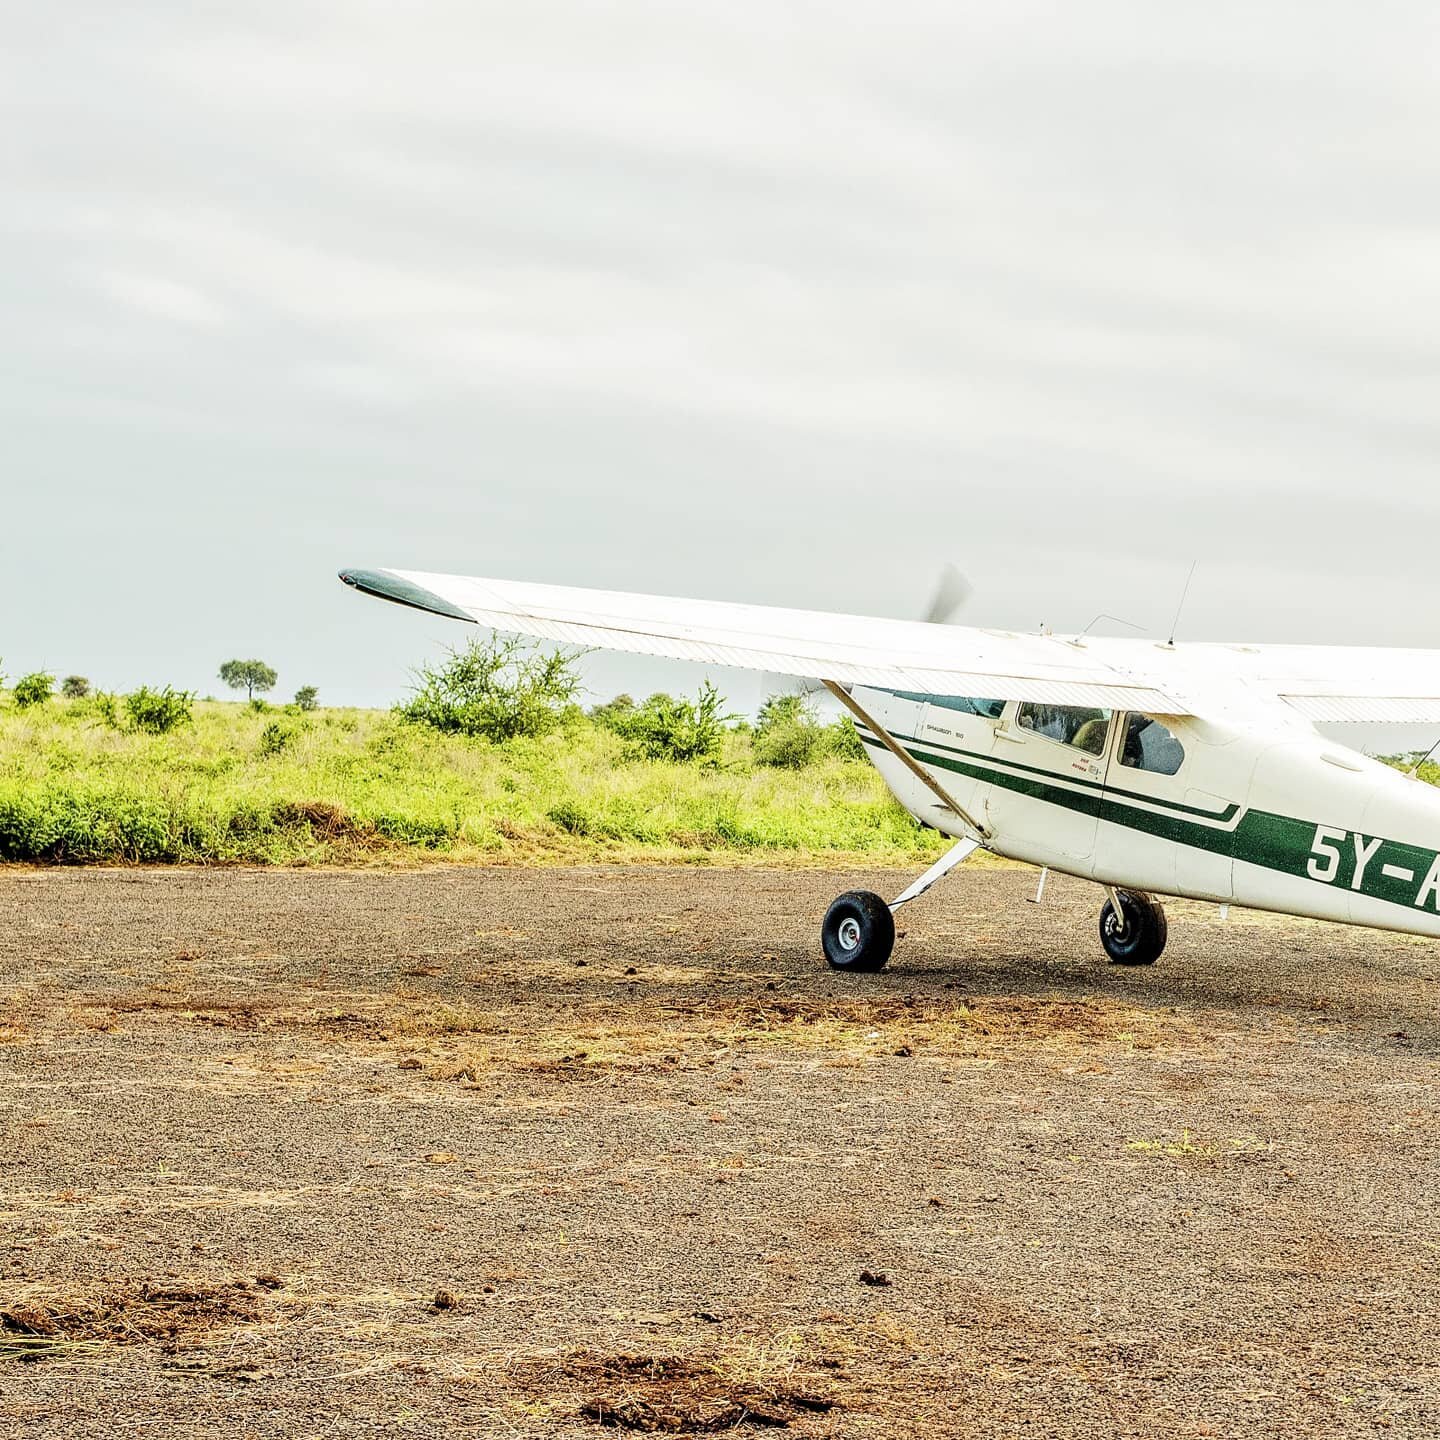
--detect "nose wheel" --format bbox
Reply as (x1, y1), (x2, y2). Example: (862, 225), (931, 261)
(820, 838), (981, 973)
(822, 891), (895, 972)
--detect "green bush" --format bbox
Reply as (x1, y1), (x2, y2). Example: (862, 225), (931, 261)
(754, 690), (820, 769)
(61, 675), (91, 699)
(754, 719), (821, 769)
(608, 683), (733, 764)
(0, 783), (175, 862)
(824, 715), (867, 762)
(13, 672), (55, 708)
(547, 799), (591, 835)
(258, 721), (296, 757)
(751, 691), (865, 768)
(294, 685), (319, 712)
(396, 636), (581, 742)
(125, 686), (194, 735)
(0, 693), (941, 865)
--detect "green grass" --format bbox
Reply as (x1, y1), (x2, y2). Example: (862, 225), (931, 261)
(0, 696), (948, 867)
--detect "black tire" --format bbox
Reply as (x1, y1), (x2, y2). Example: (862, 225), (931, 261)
(1099, 890), (1167, 966)
(822, 890), (896, 973)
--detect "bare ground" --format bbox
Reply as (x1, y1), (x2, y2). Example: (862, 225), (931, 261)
(1, 864), (1438, 1438)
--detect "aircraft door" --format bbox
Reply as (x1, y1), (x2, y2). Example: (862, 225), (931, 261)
(983, 703), (1109, 869)
(1097, 714), (1234, 903)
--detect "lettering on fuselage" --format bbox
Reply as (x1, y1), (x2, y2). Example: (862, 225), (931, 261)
(1307, 825), (1440, 910)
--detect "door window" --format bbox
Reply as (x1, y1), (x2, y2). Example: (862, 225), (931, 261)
(1016, 703), (1112, 756)
(1119, 714), (1186, 775)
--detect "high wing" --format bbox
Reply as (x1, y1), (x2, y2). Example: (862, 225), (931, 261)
(340, 567), (1180, 711)
(339, 567), (1440, 724)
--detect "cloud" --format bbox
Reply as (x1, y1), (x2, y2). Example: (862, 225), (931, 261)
(89, 269), (229, 328)
(3, 1), (1440, 709)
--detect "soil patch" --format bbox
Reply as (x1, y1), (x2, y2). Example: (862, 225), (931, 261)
(1, 1280), (265, 1361)
(520, 1352), (838, 1433)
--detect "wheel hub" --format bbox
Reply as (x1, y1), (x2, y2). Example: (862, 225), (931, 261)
(837, 916), (862, 951)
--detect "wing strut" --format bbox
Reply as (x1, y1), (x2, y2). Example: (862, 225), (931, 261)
(889, 837), (981, 911)
(822, 681), (992, 842)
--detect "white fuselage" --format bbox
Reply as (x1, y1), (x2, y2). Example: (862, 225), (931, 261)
(854, 687), (1440, 941)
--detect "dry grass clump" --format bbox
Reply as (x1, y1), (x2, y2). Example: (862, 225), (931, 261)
(409, 991), (1186, 1086)
(100, 991), (272, 1030)
(1124, 1129), (1272, 1166)
(697, 991), (1185, 1059)
(85, 990), (504, 1041)
(383, 1002), (503, 1037)
(43, 977), (1188, 1085)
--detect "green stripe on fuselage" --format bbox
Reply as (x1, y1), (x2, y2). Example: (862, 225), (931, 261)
(897, 728), (1240, 822)
(857, 731), (1438, 914)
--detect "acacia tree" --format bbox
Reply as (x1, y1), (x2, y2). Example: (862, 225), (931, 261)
(219, 659), (278, 701)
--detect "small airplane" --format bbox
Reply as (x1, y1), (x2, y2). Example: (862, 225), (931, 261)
(341, 566), (1440, 973)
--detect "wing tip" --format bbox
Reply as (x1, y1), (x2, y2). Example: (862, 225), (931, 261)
(337, 567), (475, 624)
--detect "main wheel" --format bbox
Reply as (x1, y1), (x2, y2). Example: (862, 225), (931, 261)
(1099, 890), (1167, 966)
(822, 890), (896, 972)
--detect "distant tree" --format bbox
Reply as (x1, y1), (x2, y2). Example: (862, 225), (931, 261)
(61, 675), (91, 699)
(589, 693), (636, 730)
(13, 672), (55, 708)
(219, 659), (278, 701)
(293, 685), (319, 712)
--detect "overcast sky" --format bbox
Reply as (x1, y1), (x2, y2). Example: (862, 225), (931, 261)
(4, 2), (1440, 721)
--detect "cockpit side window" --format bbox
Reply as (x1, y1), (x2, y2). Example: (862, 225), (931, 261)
(1119, 714), (1186, 775)
(895, 692), (1005, 720)
(932, 695), (1005, 719)
(1016, 703), (1112, 756)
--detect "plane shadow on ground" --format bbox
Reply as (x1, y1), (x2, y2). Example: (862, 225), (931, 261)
(718, 928), (1440, 1055)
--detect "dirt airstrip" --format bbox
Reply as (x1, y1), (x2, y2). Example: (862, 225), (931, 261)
(1, 865), (1438, 1438)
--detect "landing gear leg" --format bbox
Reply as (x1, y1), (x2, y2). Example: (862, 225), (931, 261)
(822, 838), (981, 973)
(1099, 888), (1168, 966)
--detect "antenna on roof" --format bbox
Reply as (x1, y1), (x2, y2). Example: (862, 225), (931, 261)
(1066, 613), (1147, 649)
(1080, 613), (1146, 638)
(1166, 561), (1198, 648)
